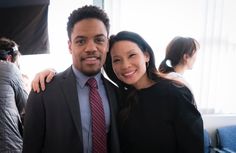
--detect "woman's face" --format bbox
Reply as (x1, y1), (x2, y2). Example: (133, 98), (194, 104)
(110, 40), (150, 89)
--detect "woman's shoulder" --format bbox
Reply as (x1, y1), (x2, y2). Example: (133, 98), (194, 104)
(153, 80), (196, 110)
(156, 78), (192, 97)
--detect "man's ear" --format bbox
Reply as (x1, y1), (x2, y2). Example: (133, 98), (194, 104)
(6, 55), (13, 62)
(106, 38), (110, 53)
(68, 40), (72, 54)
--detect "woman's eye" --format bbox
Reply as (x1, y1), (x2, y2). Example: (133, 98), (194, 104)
(129, 53), (136, 58)
(112, 59), (120, 63)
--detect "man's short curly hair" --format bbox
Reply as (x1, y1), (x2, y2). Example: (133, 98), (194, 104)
(0, 37), (20, 62)
(67, 5), (110, 40)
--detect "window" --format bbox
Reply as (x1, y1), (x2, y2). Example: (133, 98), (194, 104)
(19, 0), (236, 114)
(105, 0), (236, 114)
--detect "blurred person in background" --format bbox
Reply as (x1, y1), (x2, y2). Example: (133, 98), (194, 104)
(158, 36), (200, 107)
(0, 37), (28, 153)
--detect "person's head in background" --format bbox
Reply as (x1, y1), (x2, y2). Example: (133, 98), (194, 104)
(0, 37), (21, 67)
(104, 31), (160, 90)
(67, 5), (110, 76)
(158, 36), (200, 74)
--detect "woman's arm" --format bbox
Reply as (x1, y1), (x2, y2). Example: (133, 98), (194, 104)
(31, 68), (57, 93)
(172, 86), (204, 153)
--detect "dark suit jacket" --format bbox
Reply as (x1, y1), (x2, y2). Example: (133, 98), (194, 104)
(23, 66), (120, 153)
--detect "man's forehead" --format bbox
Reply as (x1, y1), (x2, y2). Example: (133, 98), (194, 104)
(73, 19), (107, 34)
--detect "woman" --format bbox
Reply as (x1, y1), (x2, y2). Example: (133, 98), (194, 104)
(158, 36), (199, 90)
(31, 31), (204, 153)
(158, 36), (199, 107)
(104, 31), (203, 153)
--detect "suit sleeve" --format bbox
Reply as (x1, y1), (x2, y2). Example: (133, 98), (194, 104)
(172, 86), (204, 153)
(22, 90), (45, 153)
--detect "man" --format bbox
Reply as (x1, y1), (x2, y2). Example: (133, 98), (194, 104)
(0, 37), (28, 153)
(23, 5), (120, 153)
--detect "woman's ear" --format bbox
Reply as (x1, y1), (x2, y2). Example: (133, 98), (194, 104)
(183, 54), (189, 64)
(144, 52), (150, 62)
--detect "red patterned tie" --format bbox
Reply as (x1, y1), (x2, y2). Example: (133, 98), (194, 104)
(87, 78), (107, 153)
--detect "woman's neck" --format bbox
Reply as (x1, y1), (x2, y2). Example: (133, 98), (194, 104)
(174, 64), (186, 75)
(133, 74), (155, 90)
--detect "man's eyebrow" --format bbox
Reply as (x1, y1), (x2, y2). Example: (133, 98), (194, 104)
(73, 34), (107, 41)
(95, 34), (107, 38)
(74, 35), (86, 39)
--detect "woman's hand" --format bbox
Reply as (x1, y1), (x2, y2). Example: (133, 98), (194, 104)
(31, 68), (57, 93)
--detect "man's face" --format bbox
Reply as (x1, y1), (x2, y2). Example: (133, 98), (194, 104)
(68, 18), (108, 76)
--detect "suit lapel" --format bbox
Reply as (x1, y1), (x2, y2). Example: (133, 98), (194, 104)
(103, 78), (118, 115)
(58, 67), (83, 151)
(103, 77), (121, 153)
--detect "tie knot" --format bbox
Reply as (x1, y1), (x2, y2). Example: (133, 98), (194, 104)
(86, 78), (98, 88)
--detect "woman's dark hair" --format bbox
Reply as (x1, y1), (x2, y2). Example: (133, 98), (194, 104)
(67, 5), (110, 40)
(158, 36), (200, 73)
(104, 31), (161, 123)
(0, 37), (20, 63)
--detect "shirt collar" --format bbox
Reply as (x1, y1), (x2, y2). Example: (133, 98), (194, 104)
(72, 65), (102, 88)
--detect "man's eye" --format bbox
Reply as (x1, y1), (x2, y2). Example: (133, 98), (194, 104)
(76, 39), (85, 45)
(95, 37), (106, 44)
